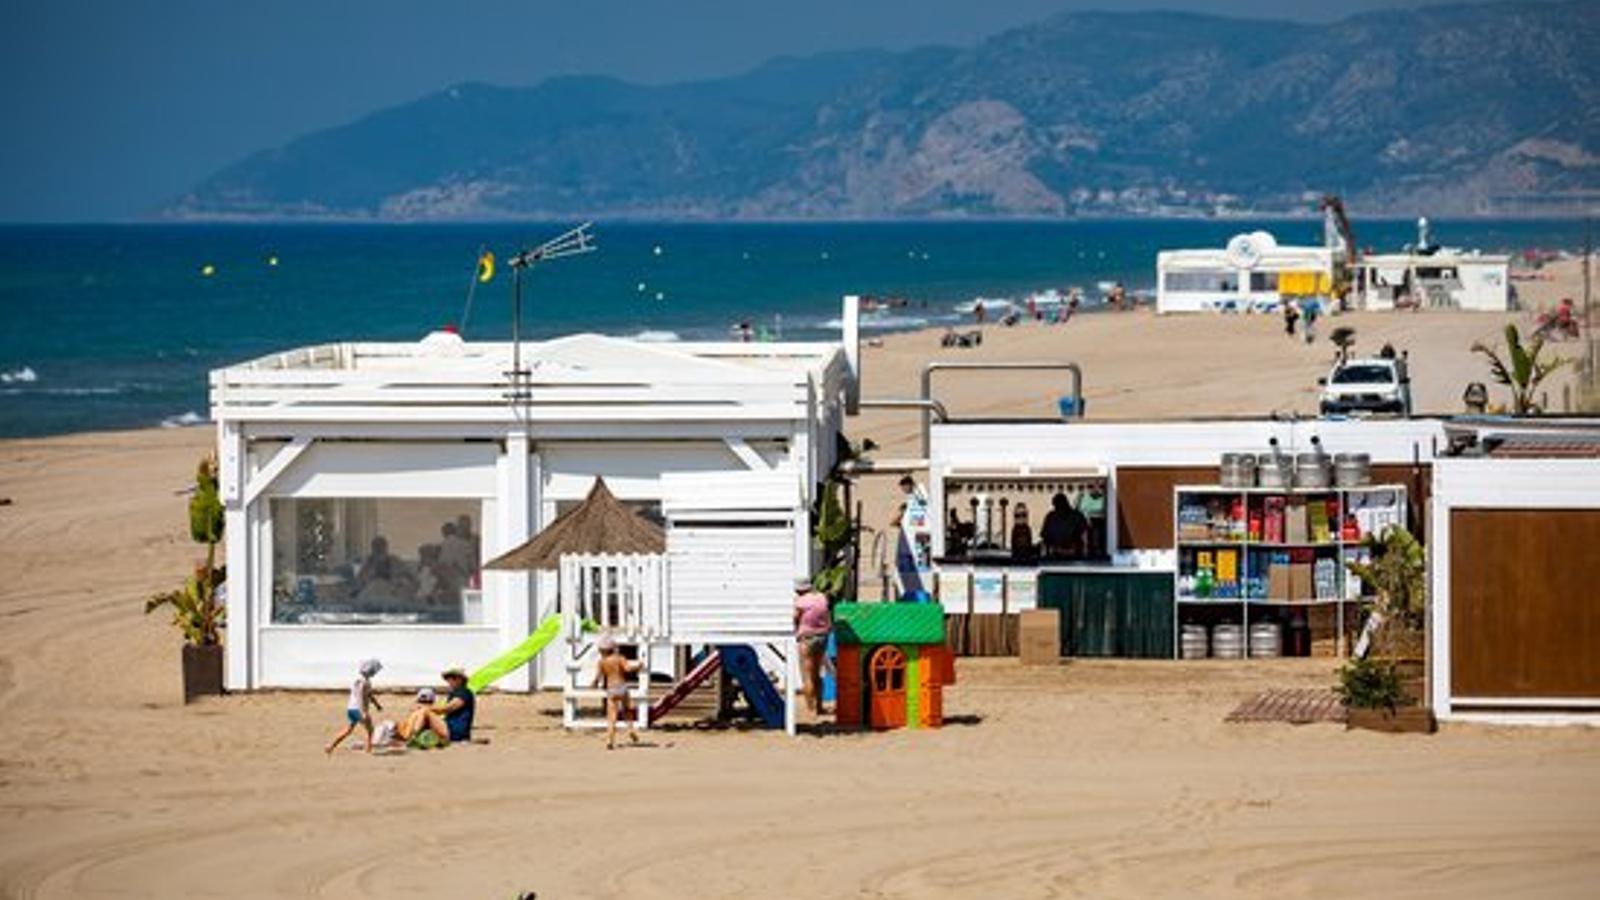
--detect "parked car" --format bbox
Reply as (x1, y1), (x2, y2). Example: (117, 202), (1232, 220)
(1319, 357), (1411, 417)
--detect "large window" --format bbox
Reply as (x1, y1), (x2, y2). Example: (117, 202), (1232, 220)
(1249, 271), (1279, 292)
(943, 477), (1110, 564)
(1164, 270), (1238, 293)
(271, 498), (485, 625)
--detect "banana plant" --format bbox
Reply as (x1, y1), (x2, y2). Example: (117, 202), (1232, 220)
(810, 480), (854, 599)
(146, 455), (226, 645)
(1471, 323), (1568, 415)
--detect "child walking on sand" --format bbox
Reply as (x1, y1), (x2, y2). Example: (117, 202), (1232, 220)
(326, 658), (383, 755)
(592, 636), (642, 750)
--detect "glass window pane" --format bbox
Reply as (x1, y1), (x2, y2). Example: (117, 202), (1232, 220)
(271, 498), (485, 625)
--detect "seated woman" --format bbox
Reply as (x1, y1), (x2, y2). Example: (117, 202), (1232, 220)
(395, 687), (451, 749)
(437, 668), (475, 742)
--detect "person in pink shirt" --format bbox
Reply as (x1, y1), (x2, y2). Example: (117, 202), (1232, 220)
(793, 576), (832, 715)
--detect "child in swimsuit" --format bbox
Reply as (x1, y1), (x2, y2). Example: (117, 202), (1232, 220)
(326, 658), (383, 755)
(592, 636), (643, 749)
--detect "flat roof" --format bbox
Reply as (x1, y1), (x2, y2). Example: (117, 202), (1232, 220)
(210, 332), (849, 425)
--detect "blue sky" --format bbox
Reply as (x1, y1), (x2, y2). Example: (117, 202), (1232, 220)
(0, 0), (1534, 221)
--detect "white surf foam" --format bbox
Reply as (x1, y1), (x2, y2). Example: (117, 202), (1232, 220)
(1, 366), (38, 384)
(160, 410), (208, 428)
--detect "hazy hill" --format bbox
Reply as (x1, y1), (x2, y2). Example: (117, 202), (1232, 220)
(170, 0), (1600, 220)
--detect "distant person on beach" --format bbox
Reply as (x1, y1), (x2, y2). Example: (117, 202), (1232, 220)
(794, 577), (832, 716)
(1283, 301), (1299, 337)
(326, 659), (383, 755)
(1301, 298), (1321, 345)
(973, 300), (986, 324)
(1108, 283), (1126, 310)
(592, 636), (642, 749)
(1040, 493), (1089, 559)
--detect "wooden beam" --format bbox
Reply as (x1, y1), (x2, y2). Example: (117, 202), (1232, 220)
(243, 436), (312, 507)
(724, 438), (771, 472)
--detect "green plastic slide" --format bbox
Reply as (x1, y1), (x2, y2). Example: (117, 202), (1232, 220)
(467, 614), (564, 693)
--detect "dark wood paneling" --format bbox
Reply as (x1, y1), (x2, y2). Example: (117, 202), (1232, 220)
(1116, 466), (1218, 549)
(1450, 509), (1600, 698)
(1370, 463), (1430, 543)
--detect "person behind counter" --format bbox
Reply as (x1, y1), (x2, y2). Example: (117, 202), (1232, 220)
(1010, 502), (1037, 561)
(1040, 492), (1089, 559)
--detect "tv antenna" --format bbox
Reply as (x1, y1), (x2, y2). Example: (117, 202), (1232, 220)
(505, 223), (596, 405)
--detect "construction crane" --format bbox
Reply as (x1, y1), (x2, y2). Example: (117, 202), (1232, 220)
(1319, 194), (1358, 262)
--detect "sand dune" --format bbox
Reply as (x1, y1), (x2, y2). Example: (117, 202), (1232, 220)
(1, 260), (1596, 898)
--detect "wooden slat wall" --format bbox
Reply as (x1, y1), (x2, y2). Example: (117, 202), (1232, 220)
(1450, 509), (1600, 698)
(1116, 466), (1218, 549)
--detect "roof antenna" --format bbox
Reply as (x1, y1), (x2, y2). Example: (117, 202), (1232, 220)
(505, 223), (597, 407)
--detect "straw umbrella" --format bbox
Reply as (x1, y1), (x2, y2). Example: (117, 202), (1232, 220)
(484, 477), (664, 572)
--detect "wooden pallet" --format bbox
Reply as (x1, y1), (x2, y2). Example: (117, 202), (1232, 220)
(1226, 688), (1347, 725)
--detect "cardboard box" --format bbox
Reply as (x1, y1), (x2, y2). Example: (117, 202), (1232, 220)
(1289, 562), (1313, 601)
(1284, 499), (1310, 544)
(1268, 563), (1292, 601)
(1019, 609), (1061, 665)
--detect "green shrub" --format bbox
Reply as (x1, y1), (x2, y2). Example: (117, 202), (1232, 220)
(1335, 657), (1407, 711)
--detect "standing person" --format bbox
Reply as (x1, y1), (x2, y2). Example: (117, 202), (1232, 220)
(1302, 296), (1321, 345)
(1040, 492), (1089, 560)
(973, 300), (986, 324)
(1282, 300), (1300, 338)
(793, 577), (832, 716)
(592, 636), (642, 749)
(326, 659), (383, 755)
(438, 667), (476, 743)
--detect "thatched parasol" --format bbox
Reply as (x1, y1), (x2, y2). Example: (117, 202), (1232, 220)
(484, 477), (664, 571)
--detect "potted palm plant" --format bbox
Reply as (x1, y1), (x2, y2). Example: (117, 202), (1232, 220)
(1340, 525), (1434, 733)
(1470, 323), (1568, 414)
(146, 455), (226, 701)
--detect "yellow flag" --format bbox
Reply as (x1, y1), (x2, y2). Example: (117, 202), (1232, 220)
(476, 251), (495, 283)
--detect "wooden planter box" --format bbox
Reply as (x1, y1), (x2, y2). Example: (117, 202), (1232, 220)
(182, 644), (225, 703)
(1347, 705), (1436, 734)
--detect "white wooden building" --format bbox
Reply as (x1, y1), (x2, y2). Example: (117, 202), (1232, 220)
(1350, 251), (1512, 311)
(210, 330), (852, 701)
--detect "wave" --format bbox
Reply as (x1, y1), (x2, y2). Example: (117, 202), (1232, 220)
(820, 314), (948, 331)
(0, 385), (125, 397)
(160, 410), (208, 428)
(1, 366), (38, 384)
(629, 330), (680, 343)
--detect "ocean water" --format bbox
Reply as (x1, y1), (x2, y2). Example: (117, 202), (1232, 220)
(0, 219), (1586, 438)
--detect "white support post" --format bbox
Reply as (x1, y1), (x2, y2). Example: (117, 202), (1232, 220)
(842, 294), (861, 415)
(784, 636), (798, 736)
(219, 421), (251, 691)
(497, 432), (535, 692)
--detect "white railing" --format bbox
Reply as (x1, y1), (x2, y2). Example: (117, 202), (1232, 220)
(557, 553), (669, 642)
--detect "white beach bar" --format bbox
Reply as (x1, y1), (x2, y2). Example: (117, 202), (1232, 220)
(210, 331), (851, 693)
(1156, 231), (1337, 314)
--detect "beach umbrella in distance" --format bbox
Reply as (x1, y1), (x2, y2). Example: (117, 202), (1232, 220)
(484, 477), (664, 571)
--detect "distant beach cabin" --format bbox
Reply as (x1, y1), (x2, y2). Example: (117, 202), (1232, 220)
(209, 331), (852, 694)
(1350, 251), (1512, 312)
(1156, 231), (1338, 314)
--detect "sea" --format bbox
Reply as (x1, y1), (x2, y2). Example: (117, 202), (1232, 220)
(0, 218), (1587, 438)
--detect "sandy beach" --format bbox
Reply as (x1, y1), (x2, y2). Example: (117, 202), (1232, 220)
(1, 258), (1597, 898)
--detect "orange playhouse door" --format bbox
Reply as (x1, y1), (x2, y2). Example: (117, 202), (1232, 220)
(868, 645), (907, 730)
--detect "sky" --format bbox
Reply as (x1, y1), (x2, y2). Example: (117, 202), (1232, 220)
(0, 0), (1535, 221)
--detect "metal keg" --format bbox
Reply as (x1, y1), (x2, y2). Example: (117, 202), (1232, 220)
(1211, 624), (1245, 659)
(1180, 624), (1210, 659)
(1220, 452), (1257, 488)
(1248, 622), (1282, 658)
(1334, 452), (1371, 487)
(1257, 453), (1292, 488)
(1293, 452), (1333, 489)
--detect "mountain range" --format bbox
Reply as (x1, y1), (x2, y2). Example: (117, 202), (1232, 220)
(170, 0), (1600, 221)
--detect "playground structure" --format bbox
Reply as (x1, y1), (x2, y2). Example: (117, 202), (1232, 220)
(478, 471), (808, 734)
(833, 602), (953, 730)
